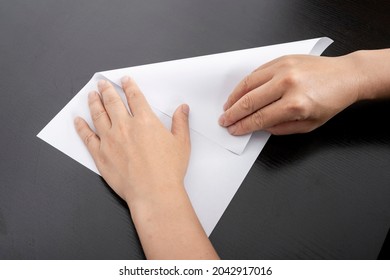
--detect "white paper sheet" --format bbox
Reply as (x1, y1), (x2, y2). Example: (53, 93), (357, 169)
(37, 37), (332, 235)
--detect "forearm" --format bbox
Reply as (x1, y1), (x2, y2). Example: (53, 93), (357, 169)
(129, 184), (219, 260)
(349, 49), (390, 101)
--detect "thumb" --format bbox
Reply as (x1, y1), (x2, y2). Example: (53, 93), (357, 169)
(171, 104), (190, 145)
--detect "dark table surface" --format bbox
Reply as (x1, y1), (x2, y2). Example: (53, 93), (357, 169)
(1, 0), (389, 259)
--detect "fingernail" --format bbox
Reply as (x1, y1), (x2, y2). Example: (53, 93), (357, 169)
(228, 124), (237, 135)
(121, 76), (130, 85)
(181, 104), (190, 115)
(218, 114), (225, 126)
(98, 79), (106, 91)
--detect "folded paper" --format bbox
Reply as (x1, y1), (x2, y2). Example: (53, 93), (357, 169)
(37, 37), (332, 235)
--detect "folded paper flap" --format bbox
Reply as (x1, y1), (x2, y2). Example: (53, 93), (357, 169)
(100, 37), (332, 154)
(310, 37), (333, 56)
(37, 74), (101, 174)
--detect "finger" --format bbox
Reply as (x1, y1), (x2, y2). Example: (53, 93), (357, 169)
(74, 117), (100, 157)
(121, 76), (153, 117)
(88, 91), (111, 134)
(266, 120), (317, 135)
(226, 99), (294, 135)
(223, 64), (276, 111)
(223, 54), (304, 111)
(98, 79), (129, 122)
(219, 80), (281, 127)
(171, 104), (191, 147)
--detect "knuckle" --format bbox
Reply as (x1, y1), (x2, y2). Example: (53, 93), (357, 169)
(280, 69), (300, 88)
(124, 86), (137, 99)
(286, 98), (311, 120)
(91, 109), (107, 122)
(95, 153), (109, 168)
(239, 95), (254, 112)
(103, 94), (122, 107)
(84, 132), (96, 146)
(280, 55), (297, 68)
(241, 75), (252, 93)
(104, 132), (117, 147)
(251, 110), (265, 129)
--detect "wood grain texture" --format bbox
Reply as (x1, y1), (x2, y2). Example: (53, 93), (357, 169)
(0, 0), (389, 259)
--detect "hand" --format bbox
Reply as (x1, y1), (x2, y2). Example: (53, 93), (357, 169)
(74, 77), (218, 259)
(74, 77), (191, 206)
(219, 54), (363, 135)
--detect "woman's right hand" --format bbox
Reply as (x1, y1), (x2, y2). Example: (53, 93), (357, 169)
(219, 50), (390, 135)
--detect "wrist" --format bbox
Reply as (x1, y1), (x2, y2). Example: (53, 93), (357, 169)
(122, 173), (185, 208)
(126, 183), (217, 259)
(126, 181), (187, 217)
(346, 49), (390, 101)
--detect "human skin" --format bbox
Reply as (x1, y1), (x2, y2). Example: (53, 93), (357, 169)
(74, 77), (219, 260)
(219, 49), (390, 135)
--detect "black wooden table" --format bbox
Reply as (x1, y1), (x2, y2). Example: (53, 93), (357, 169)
(1, 0), (389, 259)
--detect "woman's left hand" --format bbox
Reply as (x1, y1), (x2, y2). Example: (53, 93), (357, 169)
(74, 77), (191, 207)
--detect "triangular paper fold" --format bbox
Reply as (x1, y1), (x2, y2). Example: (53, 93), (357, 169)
(37, 38), (333, 235)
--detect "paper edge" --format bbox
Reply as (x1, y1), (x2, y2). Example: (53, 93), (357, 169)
(310, 37), (334, 56)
